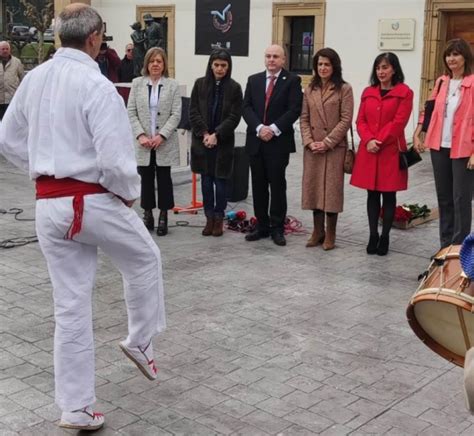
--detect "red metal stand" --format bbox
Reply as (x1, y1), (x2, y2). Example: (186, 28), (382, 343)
(173, 172), (203, 214)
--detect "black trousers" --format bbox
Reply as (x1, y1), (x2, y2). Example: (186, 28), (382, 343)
(431, 148), (473, 248)
(138, 151), (174, 211)
(249, 149), (289, 232)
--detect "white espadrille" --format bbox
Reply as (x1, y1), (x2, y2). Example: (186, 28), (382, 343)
(119, 340), (157, 380)
(59, 406), (104, 430)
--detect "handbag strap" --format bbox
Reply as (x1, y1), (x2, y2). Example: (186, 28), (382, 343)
(349, 126), (355, 151)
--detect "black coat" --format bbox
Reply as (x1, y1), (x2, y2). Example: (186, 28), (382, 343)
(189, 77), (243, 178)
(242, 69), (302, 156)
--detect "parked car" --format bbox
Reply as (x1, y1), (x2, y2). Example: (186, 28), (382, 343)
(10, 25), (32, 42)
(43, 28), (55, 43)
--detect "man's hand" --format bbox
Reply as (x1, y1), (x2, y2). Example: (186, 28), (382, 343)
(203, 133), (218, 148)
(138, 134), (153, 149)
(259, 126), (274, 142)
(367, 139), (382, 153)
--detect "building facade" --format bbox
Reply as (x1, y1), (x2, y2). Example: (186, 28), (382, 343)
(89, 0), (473, 136)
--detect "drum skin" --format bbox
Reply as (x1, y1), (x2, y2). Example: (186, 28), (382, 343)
(407, 245), (474, 367)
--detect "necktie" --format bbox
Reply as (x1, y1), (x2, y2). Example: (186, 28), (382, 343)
(264, 75), (276, 123)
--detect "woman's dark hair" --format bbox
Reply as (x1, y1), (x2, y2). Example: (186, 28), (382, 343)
(443, 38), (473, 77)
(370, 52), (405, 86)
(205, 48), (233, 86)
(310, 47), (345, 90)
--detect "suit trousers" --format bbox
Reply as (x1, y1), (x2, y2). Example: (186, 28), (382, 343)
(36, 193), (166, 412)
(431, 148), (473, 247)
(249, 148), (289, 232)
(138, 151), (174, 211)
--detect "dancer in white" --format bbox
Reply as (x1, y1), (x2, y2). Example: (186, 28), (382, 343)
(0, 4), (165, 431)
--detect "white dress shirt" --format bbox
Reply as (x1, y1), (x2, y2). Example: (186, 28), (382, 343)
(0, 47), (140, 200)
(256, 69), (282, 137)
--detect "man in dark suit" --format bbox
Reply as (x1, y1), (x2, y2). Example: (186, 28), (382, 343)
(242, 44), (302, 246)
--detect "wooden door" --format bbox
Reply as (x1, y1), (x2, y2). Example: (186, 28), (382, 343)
(446, 12), (474, 51)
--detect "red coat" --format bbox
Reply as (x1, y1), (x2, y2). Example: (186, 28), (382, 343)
(350, 83), (413, 192)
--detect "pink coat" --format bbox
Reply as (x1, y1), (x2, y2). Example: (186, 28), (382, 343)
(350, 83), (413, 192)
(420, 74), (474, 159)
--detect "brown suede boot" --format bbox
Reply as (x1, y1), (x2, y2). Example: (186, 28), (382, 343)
(212, 217), (224, 237)
(306, 212), (325, 247)
(202, 216), (214, 236)
(322, 213), (338, 251)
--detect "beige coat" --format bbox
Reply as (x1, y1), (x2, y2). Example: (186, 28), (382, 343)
(127, 76), (181, 167)
(300, 82), (354, 212)
(0, 56), (24, 104)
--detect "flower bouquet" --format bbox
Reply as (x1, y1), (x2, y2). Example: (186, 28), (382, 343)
(381, 203), (438, 229)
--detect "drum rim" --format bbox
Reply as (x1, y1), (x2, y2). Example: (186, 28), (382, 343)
(407, 294), (470, 367)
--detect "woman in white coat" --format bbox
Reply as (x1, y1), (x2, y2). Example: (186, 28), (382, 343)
(127, 47), (181, 236)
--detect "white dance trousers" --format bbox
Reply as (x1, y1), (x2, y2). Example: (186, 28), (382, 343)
(35, 193), (166, 412)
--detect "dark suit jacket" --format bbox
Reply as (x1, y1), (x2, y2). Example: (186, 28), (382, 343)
(242, 69), (302, 156)
(189, 77), (243, 178)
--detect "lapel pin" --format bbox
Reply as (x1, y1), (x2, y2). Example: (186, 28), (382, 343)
(282, 76), (287, 80)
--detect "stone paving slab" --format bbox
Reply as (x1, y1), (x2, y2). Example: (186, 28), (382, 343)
(0, 136), (472, 435)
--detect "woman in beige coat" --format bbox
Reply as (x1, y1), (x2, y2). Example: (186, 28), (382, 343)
(300, 48), (354, 250)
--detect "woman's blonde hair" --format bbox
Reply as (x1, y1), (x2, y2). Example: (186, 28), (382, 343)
(142, 47), (169, 77)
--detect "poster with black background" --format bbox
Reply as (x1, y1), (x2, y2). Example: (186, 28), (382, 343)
(195, 0), (250, 56)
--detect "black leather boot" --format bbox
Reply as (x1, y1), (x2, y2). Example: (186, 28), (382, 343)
(143, 210), (154, 230)
(366, 233), (379, 255)
(157, 210), (168, 236)
(377, 234), (390, 256)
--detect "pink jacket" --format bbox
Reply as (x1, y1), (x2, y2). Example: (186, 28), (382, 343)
(420, 74), (474, 159)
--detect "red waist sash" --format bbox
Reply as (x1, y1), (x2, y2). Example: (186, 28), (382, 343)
(36, 176), (108, 240)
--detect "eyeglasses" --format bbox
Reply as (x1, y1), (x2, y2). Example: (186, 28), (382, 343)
(126, 49), (133, 52)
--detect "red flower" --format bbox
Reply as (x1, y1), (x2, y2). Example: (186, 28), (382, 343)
(381, 206), (413, 222)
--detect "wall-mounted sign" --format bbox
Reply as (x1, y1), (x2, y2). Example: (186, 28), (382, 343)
(195, 0), (250, 56)
(378, 19), (416, 51)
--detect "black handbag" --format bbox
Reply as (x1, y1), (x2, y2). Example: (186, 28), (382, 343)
(399, 147), (422, 170)
(421, 80), (443, 133)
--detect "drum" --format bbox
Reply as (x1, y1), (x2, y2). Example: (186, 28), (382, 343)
(407, 245), (474, 367)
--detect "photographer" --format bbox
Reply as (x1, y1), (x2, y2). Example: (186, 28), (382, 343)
(95, 39), (120, 83)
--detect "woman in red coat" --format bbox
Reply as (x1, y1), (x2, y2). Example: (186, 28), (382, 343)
(350, 53), (413, 255)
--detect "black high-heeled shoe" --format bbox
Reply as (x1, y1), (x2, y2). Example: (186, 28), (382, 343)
(377, 234), (390, 256)
(156, 210), (168, 236)
(366, 233), (379, 255)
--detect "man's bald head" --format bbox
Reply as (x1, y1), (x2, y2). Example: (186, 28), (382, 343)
(264, 44), (286, 74)
(0, 41), (11, 60)
(56, 3), (103, 49)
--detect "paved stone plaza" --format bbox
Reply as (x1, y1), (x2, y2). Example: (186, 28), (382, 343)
(1, 137), (473, 435)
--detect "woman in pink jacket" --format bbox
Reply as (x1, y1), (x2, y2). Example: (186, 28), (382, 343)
(351, 53), (413, 255)
(413, 39), (474, 248)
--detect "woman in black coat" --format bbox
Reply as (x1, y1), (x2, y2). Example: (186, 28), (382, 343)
(189, 49), (243, 236)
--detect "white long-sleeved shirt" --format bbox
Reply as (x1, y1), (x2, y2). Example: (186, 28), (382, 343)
(0, 47), (140, 201)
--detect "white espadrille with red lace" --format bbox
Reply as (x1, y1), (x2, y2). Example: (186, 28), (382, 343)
(119, 340), (158, 380)
(59, 406), (104, 430)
